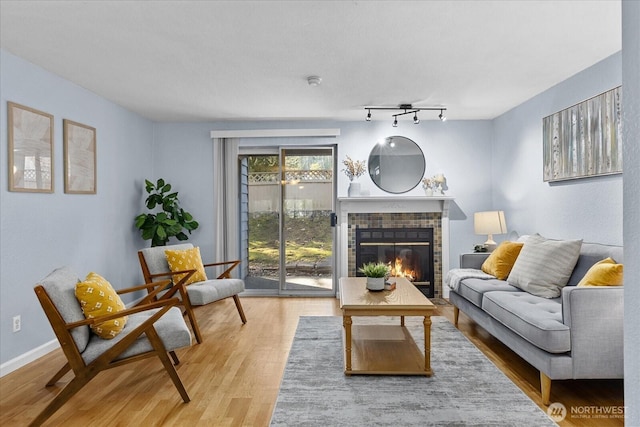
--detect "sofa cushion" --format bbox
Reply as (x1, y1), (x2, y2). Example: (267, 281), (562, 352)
(457, 278), (520, 308)
(567, 242), (624, 286)
(186, 279), (245, 305)
(481, 241), (524, 279)
(577, 257), (623, 287)
(482, 291), (570, 353)
(507, 236), (582, 298)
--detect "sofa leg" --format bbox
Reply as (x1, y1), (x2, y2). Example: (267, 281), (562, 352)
(540, 372), (551, 405)
(453, 306), (459, 327)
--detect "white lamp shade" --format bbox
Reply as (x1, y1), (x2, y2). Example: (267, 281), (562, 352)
(474, 211), (507, 235)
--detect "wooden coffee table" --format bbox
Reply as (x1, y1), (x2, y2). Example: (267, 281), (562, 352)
(339, 276), (436, 376)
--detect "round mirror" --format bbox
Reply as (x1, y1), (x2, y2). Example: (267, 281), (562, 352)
(368, 136), (426, 194)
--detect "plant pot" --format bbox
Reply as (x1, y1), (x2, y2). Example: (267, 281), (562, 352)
(366, 277), (385, 291)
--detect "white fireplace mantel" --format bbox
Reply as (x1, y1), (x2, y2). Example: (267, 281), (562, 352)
(336, 196), (454, 297)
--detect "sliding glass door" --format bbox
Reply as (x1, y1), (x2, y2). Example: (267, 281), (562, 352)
(240, 146), (336, 296)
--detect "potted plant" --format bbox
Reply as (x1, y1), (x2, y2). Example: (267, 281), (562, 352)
(358, 262), (390, 291)
(134, 178), (199, 247)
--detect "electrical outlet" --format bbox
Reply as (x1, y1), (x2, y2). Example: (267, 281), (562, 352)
(13, 315), (21, 332)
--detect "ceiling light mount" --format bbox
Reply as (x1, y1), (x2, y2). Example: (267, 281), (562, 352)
(364, 105), (448, 126)
(307, 75), (322, 86)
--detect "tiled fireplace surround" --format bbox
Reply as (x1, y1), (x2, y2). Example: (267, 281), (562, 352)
(336, 196), (453, 299)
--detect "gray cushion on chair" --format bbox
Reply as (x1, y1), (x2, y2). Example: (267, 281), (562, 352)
(39, 266), (90, 353)
(81, 306), (192, 364)
(139, 243), (194, 279)
(187, 279), (245, 305)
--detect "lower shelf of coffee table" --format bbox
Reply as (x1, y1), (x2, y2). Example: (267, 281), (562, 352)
(344, 324), (430, 376)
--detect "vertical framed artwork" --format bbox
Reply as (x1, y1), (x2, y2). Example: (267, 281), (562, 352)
(543, 86), (622, 182)
(7, 102), (54, 192)
(64, 119), (97, 194)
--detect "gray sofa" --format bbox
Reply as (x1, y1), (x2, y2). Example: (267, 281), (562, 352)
(448, 241), (624, 405)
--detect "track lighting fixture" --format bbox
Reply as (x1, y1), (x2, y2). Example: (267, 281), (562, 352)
(364, 104), (447, 126)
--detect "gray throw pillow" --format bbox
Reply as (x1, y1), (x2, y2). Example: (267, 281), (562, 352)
(507, 236), (583, 298)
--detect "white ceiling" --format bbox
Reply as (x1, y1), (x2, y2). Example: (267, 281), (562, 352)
(0, 1), (621, 122)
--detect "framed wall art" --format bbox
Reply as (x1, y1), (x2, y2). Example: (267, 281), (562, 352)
(543, 86), (622, 182)
(63, 119), (96, 194)
(7, 102), (54, 192)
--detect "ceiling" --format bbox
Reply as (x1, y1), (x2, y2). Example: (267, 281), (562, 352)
(0, 1), (621, 122)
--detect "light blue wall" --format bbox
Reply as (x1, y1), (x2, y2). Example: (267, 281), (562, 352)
(492, 52), (623, 244)
(0, 50), (155, 364)
(622, 0), (640, 423)
(152, 119), (494, 270)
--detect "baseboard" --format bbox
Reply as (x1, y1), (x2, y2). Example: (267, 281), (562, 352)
(0, 339), (59, 378)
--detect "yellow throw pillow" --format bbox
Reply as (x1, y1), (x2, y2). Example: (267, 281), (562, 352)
(577, 257), (623, 287)
(75, 272), (128, 339)
(481, 241), (524, 280)
(165, 246), (208, 285)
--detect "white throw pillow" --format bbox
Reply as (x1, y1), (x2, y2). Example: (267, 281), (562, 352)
(507, 236), (583, 298)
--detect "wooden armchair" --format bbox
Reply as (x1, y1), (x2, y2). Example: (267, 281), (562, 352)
(138, 243), (247, 344)
(31, 266), (192, 426)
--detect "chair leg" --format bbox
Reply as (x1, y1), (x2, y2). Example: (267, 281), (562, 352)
(179, 286), (203, 344)
(233, 295), (247, 324)
(30, 373), (95, 426)
(46, 363), (72, 386)
(146, 328), (190, 403)
(169, 351), (180, 365)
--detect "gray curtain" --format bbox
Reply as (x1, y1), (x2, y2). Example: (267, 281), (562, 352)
(212, 137), (240, 277)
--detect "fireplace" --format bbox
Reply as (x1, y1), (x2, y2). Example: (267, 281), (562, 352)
(336, 196), (453, 298)
(355, 227), (434, 297)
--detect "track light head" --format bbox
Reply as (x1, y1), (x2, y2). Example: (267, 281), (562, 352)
(392, 117), (398, 127)
(439, 109), (447, 122)
(413, 112), (420, 124)
(366, 109), (371, 121)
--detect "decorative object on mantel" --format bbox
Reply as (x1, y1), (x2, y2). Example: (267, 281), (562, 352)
(543, 86), (622, 182)
(474, 210), (507, 252)
(342, 155), (366, 197)
(422, 173), (447, 196)
(358, 262), (390, 291)
(364, 104), (447, 126)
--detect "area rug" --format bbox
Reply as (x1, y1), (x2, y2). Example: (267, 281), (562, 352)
(270, 316), (556, 426)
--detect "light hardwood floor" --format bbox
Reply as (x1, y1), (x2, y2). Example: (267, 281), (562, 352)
(0, 297), (624, 426)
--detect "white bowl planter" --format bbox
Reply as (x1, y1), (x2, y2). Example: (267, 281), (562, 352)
(366, 277), (385, 291)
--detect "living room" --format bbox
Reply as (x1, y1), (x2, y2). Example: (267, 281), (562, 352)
(1, 1), (639, 426)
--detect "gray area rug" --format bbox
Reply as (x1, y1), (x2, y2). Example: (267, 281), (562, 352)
(271, 316), (556, 426)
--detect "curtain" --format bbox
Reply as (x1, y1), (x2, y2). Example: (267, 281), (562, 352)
(212, 137), (239, 277)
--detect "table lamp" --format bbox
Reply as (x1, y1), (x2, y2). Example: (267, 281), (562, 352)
(474, 210), (507, 252)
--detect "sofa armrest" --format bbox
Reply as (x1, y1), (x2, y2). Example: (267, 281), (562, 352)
(562, 286), (624, 378)
(460, 253), (490, 269)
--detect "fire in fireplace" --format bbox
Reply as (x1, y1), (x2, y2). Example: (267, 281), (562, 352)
(355, 227), (434, 297)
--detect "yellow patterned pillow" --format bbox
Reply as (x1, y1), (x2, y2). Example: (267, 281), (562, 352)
(75, 272), (128, 339)
(165, 246), (208, 285)
(481, 241), (524, 280)
(577, 257), (623, 287)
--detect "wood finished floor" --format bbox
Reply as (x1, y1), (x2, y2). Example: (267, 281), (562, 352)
(0, 297), (624, 426)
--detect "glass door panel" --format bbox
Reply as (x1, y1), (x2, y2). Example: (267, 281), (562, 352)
(280, 147), (335, 294)
(243, 154), (280, 291)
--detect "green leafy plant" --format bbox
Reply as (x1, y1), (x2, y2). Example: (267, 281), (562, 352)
(358, 262), (390, 278)
(134, 178), (199, 247)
